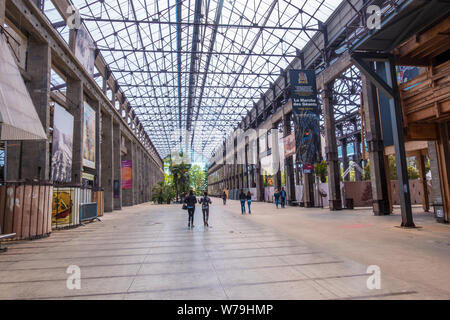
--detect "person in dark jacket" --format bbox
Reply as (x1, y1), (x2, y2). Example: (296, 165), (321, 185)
(222, 191), (227, 205)
(184, 190), (197, 229)
(274, 189), (280, 209)
(246, 191), (252, 214)
(199, 192), (212, 227)
(280, 187), (287, 208)
(239, 189), (247, 214)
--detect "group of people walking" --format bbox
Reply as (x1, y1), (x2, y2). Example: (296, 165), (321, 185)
(274, 187), (287, 209)
(184, 187), (286, 229)
(184, 190), (212, 229)
(239, 190), (252, 214)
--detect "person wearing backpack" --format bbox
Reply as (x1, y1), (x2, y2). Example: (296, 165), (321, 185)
(184, 190), (197, 229)
(199, 192), (212, 227)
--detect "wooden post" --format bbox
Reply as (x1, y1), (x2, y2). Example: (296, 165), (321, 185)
(436, 122), (450, 223)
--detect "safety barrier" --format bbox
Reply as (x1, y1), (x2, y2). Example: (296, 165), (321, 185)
(0, 181), (52, 240)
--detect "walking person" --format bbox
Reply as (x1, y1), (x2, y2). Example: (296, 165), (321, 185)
(246, 191), (252, 214)
(280, 187), (287, 208)
(184, 190), (197, 229)
(199, 192), (212, 227)
(239, 189), (247, 214)
(274, 189), (280, 209)
(222, 191), (227, 205)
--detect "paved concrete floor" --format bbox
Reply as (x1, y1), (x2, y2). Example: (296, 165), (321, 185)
(0, 200), (449, 300)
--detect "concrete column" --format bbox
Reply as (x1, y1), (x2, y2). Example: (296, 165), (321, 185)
(361, 74), (391, 215)
(416, 152), (430, 212)
(303, 173), (314, 207)
(354, 133), (363, 181)
(272, 123), (282, 190)
(284, 114), (296, 203)
(19, 40), (51, 180)
(0, 0), (5, 26)
(323, 82), (342, 210)
(66, 78), (84, 185)
(113, 122), (122, 210)
(341, 137), (349, 182)
(132, 142), (138, 205)
(95, 101), (102, 188)
(256, 137), (263, 201)
(101, 112), (114, 212)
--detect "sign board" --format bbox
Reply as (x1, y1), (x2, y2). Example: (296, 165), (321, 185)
(51, 103), (74, 182)
(121, 160), (132, 190)
(290, 70), (321, 166)
(83, 102), (96, 169)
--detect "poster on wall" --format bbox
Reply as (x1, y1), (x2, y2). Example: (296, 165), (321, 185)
(396, 66), (424, 84)
(52, 188), (74, 228)
(289, 70), (321, 166)
(74, 26), (96, 76)
(122, 160), (132, 190)
(114, 180), (120, 198)
(283, 133), (296, 158)
(83, 102), (96, 169)
(51, 103), (74, 183)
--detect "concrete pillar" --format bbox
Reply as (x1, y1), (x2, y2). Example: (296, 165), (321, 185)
(284, 114), (296, 203)
(354, 132), (363, 181)
(0, 0), (5, 26)
(113, 122), (122, 210)
(132, 142), (138, 205)
(95, 101), (102, 188)
(361, 74), (391, 215)
(303, 173), (314, 207)
(323, 82), (342, 210)
(416, 152), (430, 212)
(19, 40), (51, 180)
(256, 137), (263, 201)
(66, 78), (84, 185)
(272, 123), (282, 190)
(101, 112), (114, 212)
(341, 137), (349, 182)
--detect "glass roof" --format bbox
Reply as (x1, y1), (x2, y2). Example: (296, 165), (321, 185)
(44, 0), (342, 160)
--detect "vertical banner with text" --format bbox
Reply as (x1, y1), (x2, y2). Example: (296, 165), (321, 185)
(290, 70), (321, 168)
(121, 160), (133, 190)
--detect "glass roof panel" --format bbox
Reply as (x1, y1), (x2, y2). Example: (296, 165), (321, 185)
(44, 0), (342, 160)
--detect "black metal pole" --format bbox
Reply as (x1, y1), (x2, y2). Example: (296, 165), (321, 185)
(384, 59), (415, 227)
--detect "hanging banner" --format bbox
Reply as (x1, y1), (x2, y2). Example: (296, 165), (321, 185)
(122, 160), (133, 190)
(51, 103), (74, 182)
(74, 25), (96, 76)
(83, 102), (96, 169)
(283, 132), (296, 158)
(290, 70), (321, 165)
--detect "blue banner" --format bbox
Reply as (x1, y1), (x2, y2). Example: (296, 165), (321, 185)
(289, 70), (321, 165)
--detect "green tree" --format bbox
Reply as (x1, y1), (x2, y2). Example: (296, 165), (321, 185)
(169, 161), (191, 202)
(190, 165), (206, 195)
(388, 155), (421, 180)
(152, 181), (175, 204)
(314, 161), (328, 183)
